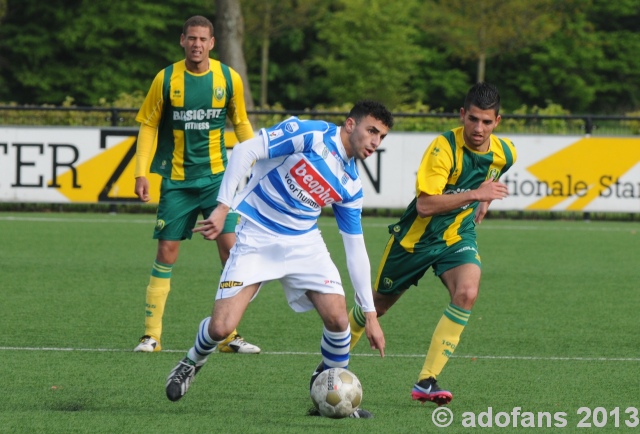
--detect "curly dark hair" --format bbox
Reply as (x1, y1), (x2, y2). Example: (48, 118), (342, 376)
(347, 100), (394, 129)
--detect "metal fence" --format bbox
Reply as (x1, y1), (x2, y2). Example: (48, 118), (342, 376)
(1, 105), (639, 135)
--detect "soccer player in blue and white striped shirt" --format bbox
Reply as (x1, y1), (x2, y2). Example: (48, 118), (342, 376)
(165, 101), (394, 418)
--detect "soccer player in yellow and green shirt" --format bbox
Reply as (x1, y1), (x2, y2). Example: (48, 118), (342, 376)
(132, 15), (259, 354)
(348, 82), (516, 405)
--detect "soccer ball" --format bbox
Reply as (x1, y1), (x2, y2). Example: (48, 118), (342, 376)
(310, 368), (363, 418)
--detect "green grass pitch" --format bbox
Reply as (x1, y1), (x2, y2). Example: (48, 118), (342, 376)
(0, 212), (638, 433)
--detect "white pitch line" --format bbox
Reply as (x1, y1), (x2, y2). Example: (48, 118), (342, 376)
(0, 215), (637, 232)
(0, 216), (154, 224)
(476, 225), (639, 232)
(0, 346), (638, 362)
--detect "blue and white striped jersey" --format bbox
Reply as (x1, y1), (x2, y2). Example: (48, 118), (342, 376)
(232, 117), (364, 236)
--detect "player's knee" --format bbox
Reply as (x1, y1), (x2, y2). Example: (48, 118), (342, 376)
(208, 319), (233, 342)
(452, 287), (478, 310)
(156, 241), (179, 263)
(322, 313), (349, 332)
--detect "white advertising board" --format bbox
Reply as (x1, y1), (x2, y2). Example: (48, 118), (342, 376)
(1, 127), (639, 212)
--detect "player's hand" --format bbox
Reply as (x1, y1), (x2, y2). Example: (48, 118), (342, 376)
(475, 178), (508, 202)
(474, 200), (491, 224)
(134, 176), (150, 202)
(364, 312), (385, 357)
(193, 204), (230, 240)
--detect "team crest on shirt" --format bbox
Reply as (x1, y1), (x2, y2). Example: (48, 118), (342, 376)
(322, 147), (329, 159)
(341, 174), (349, 185)
(285, 122), (299, 133)
(487, 168), (500, 181)
(155, 219), (165, 231)
(383, 277), (393, 289)
(214, 86), (225, 101)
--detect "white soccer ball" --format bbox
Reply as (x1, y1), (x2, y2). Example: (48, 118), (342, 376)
(310, 367), (363, 418)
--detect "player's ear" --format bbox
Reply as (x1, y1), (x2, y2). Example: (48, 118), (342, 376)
(345, 117), (355, 133)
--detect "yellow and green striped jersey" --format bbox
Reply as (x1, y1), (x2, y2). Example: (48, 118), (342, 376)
(391, 126), (517, 251)
(136, 59), (253, 180)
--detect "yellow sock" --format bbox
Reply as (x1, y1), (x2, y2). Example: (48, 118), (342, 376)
(419, 303), (470, 380)
(143, 261), (172, 341)
(219, 329), (240, 346)
(348, 305), (366, 350)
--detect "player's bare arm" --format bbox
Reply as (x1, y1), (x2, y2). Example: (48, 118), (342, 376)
(416, 179), (508, 218)
(364, 311), (385, 357)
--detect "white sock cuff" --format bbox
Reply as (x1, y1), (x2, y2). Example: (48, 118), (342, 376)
(322, 325), (351, 342)
(188, 317), (224, 363)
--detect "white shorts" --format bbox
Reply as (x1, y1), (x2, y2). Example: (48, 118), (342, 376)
(215, 218), (344, 312)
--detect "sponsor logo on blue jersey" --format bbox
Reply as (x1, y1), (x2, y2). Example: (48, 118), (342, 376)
(285, 122), (299, 133)
(268, 129), (284, 140)
(290, 160), (342, 206)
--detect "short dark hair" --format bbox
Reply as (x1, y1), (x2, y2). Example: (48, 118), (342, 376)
(347, 100), (394, 129)
(464, 82), (501, 114)
(183, 15), (214, 37)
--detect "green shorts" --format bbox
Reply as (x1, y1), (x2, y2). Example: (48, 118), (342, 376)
(153, 174), (239, 241)
(374, 236), (482, 296)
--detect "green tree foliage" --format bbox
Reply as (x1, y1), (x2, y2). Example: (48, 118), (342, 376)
(242, 0), (323, 108)
(241, 0), (338, 110)
(0, 0), (639, 115)
(0, 0), (208, 105)
(495, 0), (640, 113)
(307, 0), (425, 109)
(420, 0), (566, 83)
